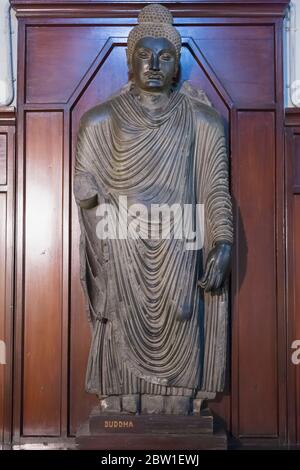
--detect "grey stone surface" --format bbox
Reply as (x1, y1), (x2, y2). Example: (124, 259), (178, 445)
(193, 398), (203, 414)
(141, 395), (165, 414)
(100, 396), (121, 413)
(122, 394), (140, 414)
(164, 396), (191, 415)
(74, 4), (233, 413)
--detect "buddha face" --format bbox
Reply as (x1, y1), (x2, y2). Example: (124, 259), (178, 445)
(131, 37), (178, 92)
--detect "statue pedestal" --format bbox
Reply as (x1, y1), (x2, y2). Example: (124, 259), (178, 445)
(76, 407), (227, 450)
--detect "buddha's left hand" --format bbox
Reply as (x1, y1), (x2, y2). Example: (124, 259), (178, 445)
(198, 242), (232, 293)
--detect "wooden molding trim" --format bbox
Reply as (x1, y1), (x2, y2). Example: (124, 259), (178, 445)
(285, 108), (300, 127)
(10, 1), (290, 18)
(0, 107), (16, 127)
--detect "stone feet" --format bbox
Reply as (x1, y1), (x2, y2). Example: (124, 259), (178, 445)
(99, 394), (139, 414)
(141, 394), (191, 414)
(99, 394), (203, 415)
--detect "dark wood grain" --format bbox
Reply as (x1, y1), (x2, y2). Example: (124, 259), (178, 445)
(294, 196), (300, 445)
(76, 431), (227, 450)
(26, 26), (108, 104)
(293, 136), (300, 193)
(0, 109), (15, 449)
(0, 134), (7, 185)
(233, 111), (278, 438)
(285, 109), (300, 446)
(22, 112), (63, 436)
(0, 193), (6, 446)
(89, 409), (214, 435)
(194, 26), (275, 106)
(10, 1), (289, 19)
(77, 410), (227, 450)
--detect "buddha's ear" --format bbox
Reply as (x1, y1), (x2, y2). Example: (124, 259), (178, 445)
(174, 57), (180, 80)
(176, 53), (181, 73)
(126, 48), (132, 73)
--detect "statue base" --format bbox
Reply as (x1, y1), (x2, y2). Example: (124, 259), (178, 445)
(76, 407), (227, 450)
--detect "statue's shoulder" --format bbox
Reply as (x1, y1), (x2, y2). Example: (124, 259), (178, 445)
(188, 97), (224, 131)
(79, 100), (114, 130)
(178, 81), (224, 131)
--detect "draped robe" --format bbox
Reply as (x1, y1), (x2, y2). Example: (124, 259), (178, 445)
(74, 85), (233, 399)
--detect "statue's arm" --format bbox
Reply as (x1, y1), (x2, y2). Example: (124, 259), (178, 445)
(74, 125), (99, 210)
(74, 173), (99, 210)
(194, 105), (233, 292)
(74, 103), (111, 210)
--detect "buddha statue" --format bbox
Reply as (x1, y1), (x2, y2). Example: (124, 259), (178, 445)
(74, 3), (233, 415)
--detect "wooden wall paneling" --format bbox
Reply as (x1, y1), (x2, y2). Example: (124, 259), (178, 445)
(0, 193), (5, 446)
(14, 29), (71, 441)
(10, 0), (290, 447)
(232, 111), (278, 438)
(293, 134), (300, 193)
(5, 117), (15, 447)
(285, 109), (300, 446)
(13, 17), (26, 444)
(274, 18), (286, 446)
(10, 1), (290, 20)
(0, 108), (15, 448)
(0, 134), (7, 185)
(26, 26), (108, 104)
(230, 16), (287, 447)
(61, 110), (70, 439)
(285, 121), (296, 445)
(193, 25), (275, 107)
(22, 112), (63, 437)
(293, 196), (300, 445)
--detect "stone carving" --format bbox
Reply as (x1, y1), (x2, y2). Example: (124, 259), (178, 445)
(74, 4), (233, 415)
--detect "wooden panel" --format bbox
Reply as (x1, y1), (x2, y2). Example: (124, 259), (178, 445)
(0, 134), (7, 185)
(25, 23), (275, 108)
(0, 113), (15, 448)
(10, 0), (290, 19)
(294, 196), (300, 444)
(233, 111), (277, 437)
(70, 44), (129, 119)
(286, 116), (300, 444)
(285, 112), (300, 446)
(294, 135), (300, 192)
(0, 112), (15, 448)
(23, 112), (63, 436)
(0, 194), (6, 445)
(180, 43), (230, 120)
(26, 26), (131, 103)
(192, 25), (275, 105)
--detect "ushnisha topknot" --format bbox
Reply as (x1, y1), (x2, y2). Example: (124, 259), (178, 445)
(127, 4), (181, 67)
(138, 3), (173, 24)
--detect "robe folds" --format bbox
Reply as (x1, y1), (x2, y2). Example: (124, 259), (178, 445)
(74, 84), (233, 399)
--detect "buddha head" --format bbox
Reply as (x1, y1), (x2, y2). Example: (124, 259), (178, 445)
(127, 4), (181, 92)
